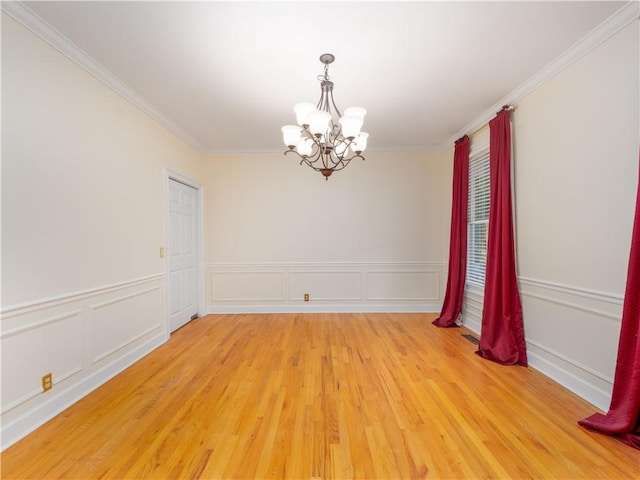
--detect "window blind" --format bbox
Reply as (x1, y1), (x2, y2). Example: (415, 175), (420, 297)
(467, 151), (490, 286)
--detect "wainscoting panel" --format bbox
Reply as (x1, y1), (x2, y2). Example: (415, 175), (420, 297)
(289, 271), (362, 302)
(206, 262), (446, 313)
(518, 277), (621, 411)
(1, 310), (83, 413)
(0, 274), (166, 450)
(91, 286), (163, 364)
(367, 271), (439, 301)
(461, 277), (622, 411)
(211, 271), (285, 302)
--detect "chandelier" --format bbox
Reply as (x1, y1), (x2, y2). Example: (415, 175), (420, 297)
(281, 53), (369, 179)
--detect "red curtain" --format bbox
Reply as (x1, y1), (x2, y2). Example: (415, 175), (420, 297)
(476, 109), (528, 366)
(433, 135), (470, 328)
(579, 155), (640, 449)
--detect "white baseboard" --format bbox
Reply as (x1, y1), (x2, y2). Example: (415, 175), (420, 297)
(460, 311), (611, 412)
(1, 333), (166, 451)
(526, 348), (611, 412)
(206, 304), (441, 314)
(460, 315), (481, 335)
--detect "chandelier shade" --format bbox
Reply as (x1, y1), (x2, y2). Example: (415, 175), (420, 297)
(344, 107), (367, 120)
(281, 125), (302, 148)
(282, 53), (368, 179)
(293, 102), (316, 126)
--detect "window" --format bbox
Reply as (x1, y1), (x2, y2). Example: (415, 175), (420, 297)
(467, 150), (490, 286)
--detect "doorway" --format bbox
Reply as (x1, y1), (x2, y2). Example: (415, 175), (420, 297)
(167, 175), (201, 332)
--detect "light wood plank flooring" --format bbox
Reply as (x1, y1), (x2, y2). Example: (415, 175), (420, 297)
(1, 313), (638, 479)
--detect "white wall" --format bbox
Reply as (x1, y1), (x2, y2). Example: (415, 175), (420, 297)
(462, 20), (639, 411)
(1, 14), (205, 449)
(4, 2), (634, 454)
(203, 150), (451, 312)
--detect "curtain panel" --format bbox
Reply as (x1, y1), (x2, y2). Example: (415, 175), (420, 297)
(579, 154), (640, 449)
(433, 135), (470, 328)
(476, 109), (528, 366)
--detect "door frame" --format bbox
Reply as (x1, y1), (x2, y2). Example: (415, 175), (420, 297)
(164, 169), (205, 339)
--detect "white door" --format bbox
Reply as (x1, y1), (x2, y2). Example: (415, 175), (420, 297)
(168, 178), (198, 332)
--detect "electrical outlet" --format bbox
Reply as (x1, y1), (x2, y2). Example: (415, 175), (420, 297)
(42, 373), (52, 392)
(160, 247), (165, 258)
(304, 293), (310, 302)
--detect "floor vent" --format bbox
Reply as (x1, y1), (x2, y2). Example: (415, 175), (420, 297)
(191, 314), (199, 321)
(462, 334), (480, 345)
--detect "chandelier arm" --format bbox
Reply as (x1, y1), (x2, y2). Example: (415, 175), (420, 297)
(328, 89), (342, 118)
(334, 137), (355, 161)
(304, 157), (321, 169)
(300, 126), (321, 143)
(305, 151), (323, 165)
(328, 153), (365, 172)
(330, 122), (341, 142)
(285, 146), (324, 169)
(322, 151), (332, 170)
(325, 158), (349, 172)
(284, 149), (363, 174)
(317, 90), (330, 113)
(325, 152), (343, 168)
(338, 152), (364, 166)
(304, 155), (322, 166)
(305, 133), (329, 157)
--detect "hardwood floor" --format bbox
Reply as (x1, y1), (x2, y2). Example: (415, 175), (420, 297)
(1, 313), (638, 479)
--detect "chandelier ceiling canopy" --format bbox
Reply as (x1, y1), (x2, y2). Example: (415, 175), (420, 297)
(281, 54), (368, 180)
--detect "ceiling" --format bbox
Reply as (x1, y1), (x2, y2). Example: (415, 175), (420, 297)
(16, 1), (628, 153)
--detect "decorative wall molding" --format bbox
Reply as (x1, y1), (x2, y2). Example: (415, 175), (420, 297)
(211, 271), (286, 302)
(0, 275), (166, 451)
(1, 309), (84, 414)
(1, 1), (204, 153)
(205, 304), (440, 315)
(366, 270), (440, 301)
(1, 273), (165, 318)
(205, 262), (445, 313)
(89, 286), (161, 311)
(525, 338), (613, 385)
(524, 333), (614, 412)
(461, 276), (622, 411)
(0, 334), (165, 452)
(463, 276), (624, 328)
(289, 270), (362, 302)
(206, 261), (445, 268)
(519, 277), (623, 323)
(1, 309), (81, 339)
(4, 1), (636, 156)
(90, 286), (163, 363)
(520, 291), (621, 322)
(445, 1), (639, 148)
(519, 276), (623, 307)
(1, 366), (83, 415)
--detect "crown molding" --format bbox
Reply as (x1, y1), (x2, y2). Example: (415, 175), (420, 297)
(4, 1), (637, 155)
(1, 1), (206, 153)
(444, 1), (640, 149)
